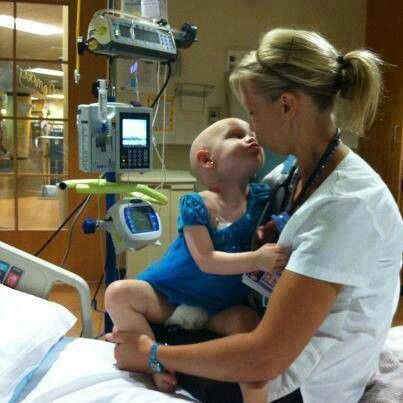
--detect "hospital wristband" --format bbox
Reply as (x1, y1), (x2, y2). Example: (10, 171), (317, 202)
(149, 342), (167, 373)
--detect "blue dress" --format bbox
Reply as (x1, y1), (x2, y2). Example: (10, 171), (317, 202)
(137, 183), (271, 314)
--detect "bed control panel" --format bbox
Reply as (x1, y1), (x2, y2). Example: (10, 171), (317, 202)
(0, 260), (23, 289)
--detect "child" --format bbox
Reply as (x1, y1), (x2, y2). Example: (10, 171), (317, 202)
(105, 118), (289, 403)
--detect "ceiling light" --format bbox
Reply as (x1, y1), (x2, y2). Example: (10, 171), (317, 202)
(26, 68), (64, 77)
(46, 94), (64, 99)
(0, 15), (63, 36)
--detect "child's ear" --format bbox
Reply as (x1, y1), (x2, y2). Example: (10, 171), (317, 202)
(196, 150), (214, 167)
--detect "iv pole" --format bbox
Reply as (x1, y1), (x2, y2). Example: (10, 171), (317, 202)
(103, 0), (119, 333)
(75, 0), (197, 334)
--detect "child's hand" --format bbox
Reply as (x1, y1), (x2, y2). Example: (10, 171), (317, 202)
(254, 243), (289, 273)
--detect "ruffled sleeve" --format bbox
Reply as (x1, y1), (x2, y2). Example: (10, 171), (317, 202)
(177, 193), (210, 233)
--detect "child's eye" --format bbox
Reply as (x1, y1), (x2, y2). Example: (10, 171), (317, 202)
(226, 131), (244, 139)
(232, 132), (244, 139)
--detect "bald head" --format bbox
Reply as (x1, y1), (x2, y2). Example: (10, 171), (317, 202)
(189, 118), (250, 183)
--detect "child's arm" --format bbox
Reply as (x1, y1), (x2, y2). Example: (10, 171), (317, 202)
(183, 226), (288, 275)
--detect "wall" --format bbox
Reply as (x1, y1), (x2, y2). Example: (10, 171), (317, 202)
(117, 0), (367, 178)
(168, 0), (366, 141)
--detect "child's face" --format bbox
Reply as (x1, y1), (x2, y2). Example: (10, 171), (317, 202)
(211, 120), (264, 178)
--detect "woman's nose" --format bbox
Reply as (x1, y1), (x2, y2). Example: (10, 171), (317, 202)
(249, 119), (256, 132)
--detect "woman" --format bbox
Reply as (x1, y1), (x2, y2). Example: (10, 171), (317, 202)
(106, 28), (402, 403)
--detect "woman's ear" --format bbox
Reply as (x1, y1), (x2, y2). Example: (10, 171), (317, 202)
(196, 150), (214, 167)
(280, 91), (297, 120)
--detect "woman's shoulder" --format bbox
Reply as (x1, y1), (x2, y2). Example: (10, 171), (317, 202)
(327, 151), (393, 202)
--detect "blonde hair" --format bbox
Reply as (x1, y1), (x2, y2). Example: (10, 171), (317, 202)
(230, 28), (384, 135)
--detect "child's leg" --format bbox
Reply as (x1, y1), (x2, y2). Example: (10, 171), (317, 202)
(105, 279), (175, 332)
(240, 381), (269, 403)
(207, 306), (268, 403)
(105, 279), (177, 392)
(206, 304), (261, 335)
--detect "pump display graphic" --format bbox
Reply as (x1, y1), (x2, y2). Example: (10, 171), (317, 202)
(122, 118), (147, 147)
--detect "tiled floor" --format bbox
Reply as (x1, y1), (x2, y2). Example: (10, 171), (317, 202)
(49, 284), (403, 338)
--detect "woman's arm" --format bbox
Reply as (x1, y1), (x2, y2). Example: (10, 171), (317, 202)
(183, 225), (287, 275)
(107, 270), (341, 382)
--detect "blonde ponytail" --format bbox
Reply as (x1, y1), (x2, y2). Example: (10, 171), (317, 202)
(335, 50), (384, 135)
(230, 28), (384, 135)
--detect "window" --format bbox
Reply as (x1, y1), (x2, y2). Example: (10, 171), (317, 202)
(0, 1), (68, 230)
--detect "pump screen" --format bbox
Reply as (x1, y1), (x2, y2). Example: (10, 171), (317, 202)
(133, 27), (160, 43)
(130, 208), (152, 232)
(122, 118), (147, 147)
(119, 25), (131, 38)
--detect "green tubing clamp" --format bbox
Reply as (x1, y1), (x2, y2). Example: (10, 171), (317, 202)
(58, 179), (107, 190)
(59, 179), (168, 205)
(130, 184), (167, 205)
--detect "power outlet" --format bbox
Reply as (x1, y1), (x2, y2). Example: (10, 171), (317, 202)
(208, 107), (221, 125)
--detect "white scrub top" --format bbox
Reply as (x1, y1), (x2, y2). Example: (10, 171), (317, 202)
(264, 151), (403, 403)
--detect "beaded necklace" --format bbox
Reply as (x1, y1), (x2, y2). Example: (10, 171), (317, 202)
(288, 128), (341, 214)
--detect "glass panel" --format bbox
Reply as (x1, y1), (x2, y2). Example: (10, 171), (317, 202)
(16, 3), (68, 61)
(0, 117), (12, 164)
(18, 175), (67, 230)
(0, 2), (13, 59)
(0, 175), (15, 230)
(18, 120), (67, 175)
(0, 61), (13, 116)
(16, 62), (67, 119)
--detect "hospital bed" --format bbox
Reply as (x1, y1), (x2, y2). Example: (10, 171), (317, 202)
(1, 240), (402, 403)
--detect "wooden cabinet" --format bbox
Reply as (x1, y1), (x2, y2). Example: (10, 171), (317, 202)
(359, 0), (403, 212)
(124, 171), (196, 278)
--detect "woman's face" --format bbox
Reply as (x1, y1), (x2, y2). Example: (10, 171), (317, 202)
(241, 84), (290, 155)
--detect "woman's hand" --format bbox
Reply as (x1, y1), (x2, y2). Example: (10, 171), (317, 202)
(105, 331), (153, 372)
(253, 243), (289, 273)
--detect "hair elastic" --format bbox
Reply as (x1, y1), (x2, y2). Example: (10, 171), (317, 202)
(336, 55), (348, 69)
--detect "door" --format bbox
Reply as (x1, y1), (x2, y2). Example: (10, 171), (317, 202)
(359, 0), (403, 209)
(0, 0), (107, 282)
(0, 0), (70, 239)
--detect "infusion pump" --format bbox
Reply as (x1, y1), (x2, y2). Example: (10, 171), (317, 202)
(86, 10), (177, 61)
(77, 102), (152, 173)
(105, 198), (162, 254)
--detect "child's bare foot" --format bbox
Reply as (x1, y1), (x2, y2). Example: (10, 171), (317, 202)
(153, 371), (177, 393)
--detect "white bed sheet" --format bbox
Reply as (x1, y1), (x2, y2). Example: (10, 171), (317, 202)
(15, 327), (403, 403)
(16, 337), (198, 403)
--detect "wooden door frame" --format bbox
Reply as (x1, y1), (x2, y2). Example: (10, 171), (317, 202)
(359, 0), (402, 204)
(1, 0), (107, 282)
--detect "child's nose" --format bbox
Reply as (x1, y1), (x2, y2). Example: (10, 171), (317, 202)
(245, 133), (258, 143)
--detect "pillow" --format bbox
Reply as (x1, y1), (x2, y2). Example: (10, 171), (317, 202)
(0, 284), (76, 402)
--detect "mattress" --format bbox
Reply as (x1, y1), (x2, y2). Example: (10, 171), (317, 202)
(13, 326), (403, 402)
(13, 337), (198, 403)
